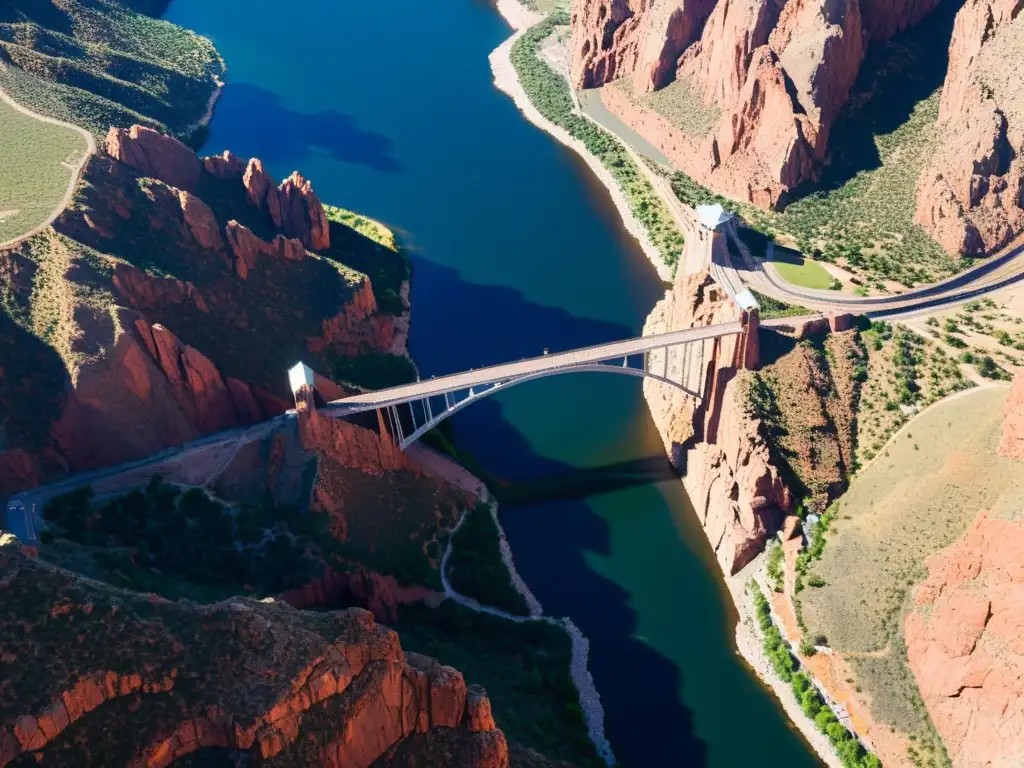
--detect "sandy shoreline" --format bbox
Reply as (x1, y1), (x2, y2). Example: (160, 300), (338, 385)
(489, 0), (671, 282)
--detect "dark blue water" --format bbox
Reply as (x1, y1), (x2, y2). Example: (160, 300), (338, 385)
(164, 1), (822, 765)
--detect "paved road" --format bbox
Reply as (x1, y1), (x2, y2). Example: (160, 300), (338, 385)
(326, 322), (744, 412)
(726, 228), (1024, 319)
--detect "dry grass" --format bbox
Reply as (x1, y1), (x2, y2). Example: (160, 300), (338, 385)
(0, 98), (88, 244)
(611, 74), (720, 139)
(854, 323), (973, 468)
(799, 386), (1023, 746)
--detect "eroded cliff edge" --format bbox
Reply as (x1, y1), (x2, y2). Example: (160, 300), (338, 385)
(0, 534), (507, 768)
(572, 0), (944, 208)
(913, 0), (1024, 256)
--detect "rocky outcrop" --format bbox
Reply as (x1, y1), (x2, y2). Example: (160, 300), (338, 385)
(112, 263), (210, 313)
(295, 387), (415, 476)
(243, 160), (331, 251)
(575, 0), (952, 207)
(49, 311), (269, 471)
(905, 513), (1024, 768)
(914, 0), (1024, 255)
(104, 125), (201, 193)
(224, 220), (307, 279)
(643, 269), (791, 572)
(0, 536), (509, 767)
(278, 566), (439, 624)
(308, 276), (396, 355)
(202, 149), (246, 180)
(177, 190), (223, 251)
(1000, 369), (1024, 461)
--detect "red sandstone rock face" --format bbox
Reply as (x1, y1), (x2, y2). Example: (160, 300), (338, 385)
(177, 190), (223, 251)
(914, 0), (1024, 255)
(0, 539), (509, 768)
(202, 150), (246, 179)
(112, 263), (209, 313)
(49, 313), (266, 471)
(999, 369), (1024, 461)
(243, 160), (331, 251)
(104, 125), (200, 193)
(224, 220), (307, 279)
(905, 513), (1024, 767)
(575, 0), (956, 207)
(295, 387), (415, 476)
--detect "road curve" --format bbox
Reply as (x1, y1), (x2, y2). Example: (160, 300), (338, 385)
(725, 226), (1024, 319)
(0, 77), (97, 250)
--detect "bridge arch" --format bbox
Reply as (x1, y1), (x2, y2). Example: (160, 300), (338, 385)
(378, 362), (701, 450)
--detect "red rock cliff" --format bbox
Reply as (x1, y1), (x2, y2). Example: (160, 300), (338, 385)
(914, 0), (1024, 256)
(572, 0), (946, 207)
(642, 268), (791, 573)
(49, 310), (270, 471)
(0, 536), (509, 768)
(905, 512), (1024, 768)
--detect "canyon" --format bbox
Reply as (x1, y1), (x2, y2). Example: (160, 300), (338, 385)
(572, 0), (1024, 254)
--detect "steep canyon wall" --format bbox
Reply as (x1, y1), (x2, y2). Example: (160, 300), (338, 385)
(571, 0), (943, 207)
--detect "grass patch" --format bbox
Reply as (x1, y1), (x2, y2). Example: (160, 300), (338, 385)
(773, 254), (837, 290)
(0, 97), (88, 243)
(511, 13), (684, 270)
(392, 601), (603, 767)
(323, 204), (397, 252)
(446, 502), (530, 616)
(750, 289), (811, 320)
(0, 0), (224, 140)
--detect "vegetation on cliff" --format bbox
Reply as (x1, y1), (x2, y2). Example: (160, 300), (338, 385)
(740, 331), (865, 513)
(510, 13), (684, 270)
(0, 0), (223, 140)
(736, 1), (966, 291)
(40, 477), (324, 601)
(394, 601), (603, 768)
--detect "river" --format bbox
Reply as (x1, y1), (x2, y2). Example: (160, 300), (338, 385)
(163, 0), (822, 765)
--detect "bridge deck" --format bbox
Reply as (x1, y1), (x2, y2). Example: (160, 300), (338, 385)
(326, 321), (744, 412)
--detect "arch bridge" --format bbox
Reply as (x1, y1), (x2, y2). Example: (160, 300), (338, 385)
(297, 319), (756, 450)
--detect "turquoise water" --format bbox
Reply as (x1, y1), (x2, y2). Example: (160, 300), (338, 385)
(163, 1), (822, 764)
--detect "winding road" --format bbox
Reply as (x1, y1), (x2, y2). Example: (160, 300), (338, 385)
(0, 79), (96, 250)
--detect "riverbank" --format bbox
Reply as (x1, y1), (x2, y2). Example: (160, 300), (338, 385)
(489, 0), (671, 281)
(489, 3), (850, 766)
(411, 441), (615, 764)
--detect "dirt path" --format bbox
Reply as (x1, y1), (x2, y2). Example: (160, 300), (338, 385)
(0, 81), (96, 250)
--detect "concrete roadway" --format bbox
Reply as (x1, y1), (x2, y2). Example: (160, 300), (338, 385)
(325, 321), (745, 413)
